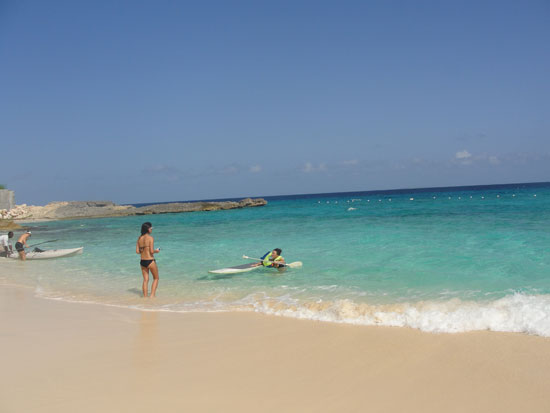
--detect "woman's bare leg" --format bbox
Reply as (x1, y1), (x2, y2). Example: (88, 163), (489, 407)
(149, 262), (159, 298)
(141, 266), (150, 297)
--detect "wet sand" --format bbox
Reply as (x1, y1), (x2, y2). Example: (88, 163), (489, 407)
(1, 285), (550, 413)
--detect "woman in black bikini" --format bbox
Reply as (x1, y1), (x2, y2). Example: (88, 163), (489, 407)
(136, 222), (160, 298)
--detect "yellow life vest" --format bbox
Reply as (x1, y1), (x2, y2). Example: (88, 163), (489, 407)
(262, 252), (284, 267)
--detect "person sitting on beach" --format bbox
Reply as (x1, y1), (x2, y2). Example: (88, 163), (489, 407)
(15, 231), (31, 261)
(251, 248), (286, 268)
(0, 231), (14, 257)
(136, 222), (160, 298)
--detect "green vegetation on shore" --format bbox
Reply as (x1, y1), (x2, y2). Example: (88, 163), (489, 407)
(0, 184), (5, 189)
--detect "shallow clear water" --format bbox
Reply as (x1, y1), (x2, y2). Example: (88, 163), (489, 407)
(2, 183), (550, 336)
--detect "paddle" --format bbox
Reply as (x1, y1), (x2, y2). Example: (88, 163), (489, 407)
(242, 255), (303, 268)
(26, 239), (59, 249)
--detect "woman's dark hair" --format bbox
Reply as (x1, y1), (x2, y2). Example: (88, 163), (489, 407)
(274, 248), (282, 255)
(141, 222), (152, 236)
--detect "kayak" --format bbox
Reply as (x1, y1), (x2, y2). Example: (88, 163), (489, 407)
(2, 247), (84, 260)
(209, 261), (302, 274)
(209, 262), (262, 274)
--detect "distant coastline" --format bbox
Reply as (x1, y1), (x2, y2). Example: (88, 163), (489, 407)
(3, 198), (267, 222)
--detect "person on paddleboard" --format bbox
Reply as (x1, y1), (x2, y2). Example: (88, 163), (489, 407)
(251, 248), (286, 268)
(15, 231), (31, 261)
(0, 231), (14, 257)
(136, 222), (160, 298)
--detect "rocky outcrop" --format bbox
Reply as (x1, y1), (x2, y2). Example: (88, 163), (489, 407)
(5, 198), (267, 221)
(1, 202), (134, 220)
(1, 204), (29, 220)
(135, 198), (267, 214)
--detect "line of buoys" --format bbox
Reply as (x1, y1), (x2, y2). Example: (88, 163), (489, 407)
(317, 192), (542, 205)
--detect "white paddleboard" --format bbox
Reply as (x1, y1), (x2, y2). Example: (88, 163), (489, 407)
(2, 247), (84, 260)
(209, 261), (301, 274)
(208, 262), (262, 274)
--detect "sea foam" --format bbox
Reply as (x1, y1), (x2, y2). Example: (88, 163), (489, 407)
(27, 282), (550, 337)
(246, 293), (550, 336)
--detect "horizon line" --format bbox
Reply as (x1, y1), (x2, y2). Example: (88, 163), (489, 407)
(129, 180), (550, 206)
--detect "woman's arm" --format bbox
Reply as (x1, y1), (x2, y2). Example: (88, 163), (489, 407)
(136, 239), (141, 254)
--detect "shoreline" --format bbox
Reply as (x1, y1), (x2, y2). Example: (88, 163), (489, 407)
(2, 284), (550, 412)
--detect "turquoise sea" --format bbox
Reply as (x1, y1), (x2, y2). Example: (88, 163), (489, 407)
(1, 182), (550, 336)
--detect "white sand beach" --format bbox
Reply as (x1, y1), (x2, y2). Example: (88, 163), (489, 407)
(1, 285), (550, 413)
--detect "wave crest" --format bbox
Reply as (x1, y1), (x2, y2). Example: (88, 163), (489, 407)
(245, 293), (550, 336)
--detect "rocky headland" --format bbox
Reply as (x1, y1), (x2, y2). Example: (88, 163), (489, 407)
(1, 198), (267, 221)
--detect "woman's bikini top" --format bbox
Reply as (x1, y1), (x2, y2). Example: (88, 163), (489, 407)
(138, 236), (150, 253)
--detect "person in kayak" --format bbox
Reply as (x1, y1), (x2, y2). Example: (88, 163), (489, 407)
(136, 222), (160, 298)
(15, 231), (31, 261)
(0, 231), (14, 257)
(251, 248), (286, 268)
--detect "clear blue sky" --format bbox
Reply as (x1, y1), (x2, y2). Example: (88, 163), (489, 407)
(1, 0), (548, 205)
